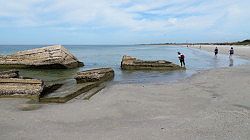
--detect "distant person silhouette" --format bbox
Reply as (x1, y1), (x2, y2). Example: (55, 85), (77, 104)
(178, 52), (185, 67)
(214, 47), (218, 56)
(229, 47), (234, 58)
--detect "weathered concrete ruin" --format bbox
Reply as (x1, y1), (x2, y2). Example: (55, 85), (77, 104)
(41, 68), (114, 103)
(75, 68), (114, 83)
(0, 45), (84, 69)
(0, 68), (114, 103)
(0, 78), (44, 100)
(121, 55), (184, 70)
(40, 79), (101, 103)
(0, 45), (117, 104)
(0, 70), (19, 78)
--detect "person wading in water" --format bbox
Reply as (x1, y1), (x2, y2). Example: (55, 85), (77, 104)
(229, 47), (234, 58)
(178, 52), (185, 67)
(214, 47), (218, 56)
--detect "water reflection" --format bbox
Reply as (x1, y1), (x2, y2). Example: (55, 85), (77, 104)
(213, 55), (220, 68)
(229, 58), (234, 67)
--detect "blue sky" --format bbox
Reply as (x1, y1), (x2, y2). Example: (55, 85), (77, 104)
(0, 0), (249, 45)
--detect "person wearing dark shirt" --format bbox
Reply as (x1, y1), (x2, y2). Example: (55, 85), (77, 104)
(214, 47), (218, 56)
(229, 47), (234, 58)
(177, 52), (185, 67)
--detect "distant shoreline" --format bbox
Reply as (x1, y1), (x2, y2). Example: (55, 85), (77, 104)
(141, 43), (250, 46)
(140, 39), (250, 46)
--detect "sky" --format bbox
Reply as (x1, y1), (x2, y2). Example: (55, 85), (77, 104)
(0, 0), (249, 45)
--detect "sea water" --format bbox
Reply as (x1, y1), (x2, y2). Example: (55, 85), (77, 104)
(0, 45), (248, 84)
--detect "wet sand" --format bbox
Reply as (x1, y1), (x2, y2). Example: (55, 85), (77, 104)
(1, 45), (250, 140)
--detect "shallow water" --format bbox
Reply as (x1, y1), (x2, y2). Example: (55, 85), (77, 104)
(0, 45), (248, 84)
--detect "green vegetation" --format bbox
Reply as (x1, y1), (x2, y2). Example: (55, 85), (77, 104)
(142, 39), (250, 46)
(232, 39), (250, 45)
(215, 39), (250, 45)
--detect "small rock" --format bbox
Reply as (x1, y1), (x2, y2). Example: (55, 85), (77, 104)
(75, 68), (114, 83)
(0, 70), (19, 78)
(17, 104), (42, 111)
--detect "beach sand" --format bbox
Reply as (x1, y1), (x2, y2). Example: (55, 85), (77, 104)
(1, 45), (250, 140)
(191, 45), (250, 59)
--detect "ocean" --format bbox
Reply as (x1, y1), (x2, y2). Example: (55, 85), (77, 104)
(0, 45), (248, 84)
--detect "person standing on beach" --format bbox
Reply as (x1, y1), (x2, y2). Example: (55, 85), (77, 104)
(214, 47), (218, 56)
(178, 52), (185, 67)
(229, 47), (234, 58)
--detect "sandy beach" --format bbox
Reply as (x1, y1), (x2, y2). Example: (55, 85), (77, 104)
(191, 45), (250, 59)
(1, 45), (250, 140)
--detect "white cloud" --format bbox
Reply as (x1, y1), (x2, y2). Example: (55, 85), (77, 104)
(0, 0), (249, 36)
